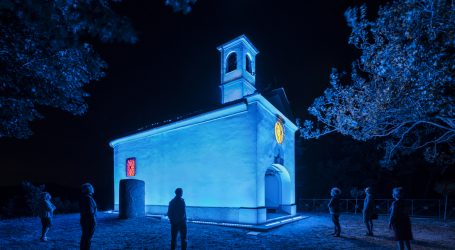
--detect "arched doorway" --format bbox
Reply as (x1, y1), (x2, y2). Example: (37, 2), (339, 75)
(265, 168), (281, 212)
(264, 164), (292, 218)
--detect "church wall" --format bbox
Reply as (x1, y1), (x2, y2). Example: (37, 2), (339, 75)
(111, 36), (297, 224)
(113, 106), (259, 213)
(255, 102), (296, 211)
(283, 121), (296, 205)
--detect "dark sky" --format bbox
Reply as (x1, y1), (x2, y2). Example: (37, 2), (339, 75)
(0, 0), (387, 202)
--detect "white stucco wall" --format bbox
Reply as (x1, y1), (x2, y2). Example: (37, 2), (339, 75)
(113, 105), (259, 209)
(254, 100), (296, 208)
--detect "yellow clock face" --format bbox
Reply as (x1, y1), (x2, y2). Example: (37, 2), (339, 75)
(275, 120), (284, 144)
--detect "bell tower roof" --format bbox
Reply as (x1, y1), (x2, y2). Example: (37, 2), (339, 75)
(217, 35), (259, 55)
(217, 35), (259, 104)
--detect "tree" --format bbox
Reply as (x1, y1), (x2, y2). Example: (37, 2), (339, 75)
(434, 180), (455, 222)
(0, 0), (137, 139)
(0, 0), (197, 139)
(21, 180), (45, 216)
(300, 0), (454, 168)
(165, 0), (197, 14)
(350, 187), (364, 214)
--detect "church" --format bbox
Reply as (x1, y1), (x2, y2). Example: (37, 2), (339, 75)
(110, 35), (298, 225)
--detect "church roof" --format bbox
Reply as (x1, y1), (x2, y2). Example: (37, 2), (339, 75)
(216, 34), (259, 55)
(110, 88), (295, 146)
(262, 87), (295, 122)
(127, 98), (245, 136)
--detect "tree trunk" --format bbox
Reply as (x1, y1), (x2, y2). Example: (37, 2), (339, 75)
(355, 198), (358, 214)
(444, 193), (448, 222)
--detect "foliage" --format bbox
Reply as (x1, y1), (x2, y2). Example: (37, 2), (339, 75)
(21, 180), (45, 216)
(0, 195), (24, 218)
(0, 0), (138, 139)
(434, 180), (455, 195)
(1, 181), (79, 218)
(350, 187), (364, 213)
(300, 0), (454, 168)
(350, 187), (365, 199)
(51, 196), (79, 214)
(434, 180), (455, 221)
(0, 0), (197, 139)
(165, 0), (197, 14)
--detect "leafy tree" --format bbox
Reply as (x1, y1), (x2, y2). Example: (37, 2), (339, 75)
(0, 0), (197, 139)
(0, 0), (137, 139)
(165, 0), (197, 14)
(21, 180), (45, 216)
(300, 0), (454, 168)
(434, 180), (455, 222)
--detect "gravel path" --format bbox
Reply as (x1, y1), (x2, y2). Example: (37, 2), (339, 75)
(1, 212), (454, 249)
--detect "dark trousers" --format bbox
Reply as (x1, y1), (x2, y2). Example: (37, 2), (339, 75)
(364, 218), (373, 235)
(171, 222), (187, 250)
(40, 217), (51, 239)
(331, 214), (341, 236)
(398, 240), (411, 250)
(80, 221), (96, 250)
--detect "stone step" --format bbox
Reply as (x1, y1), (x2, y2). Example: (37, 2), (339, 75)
(188, 214), (309, 232)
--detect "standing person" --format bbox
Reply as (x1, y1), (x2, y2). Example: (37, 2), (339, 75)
(38, 192), (56, 242)
(389, 187), (413, 250)
(79, 183), (97, 250)
(363, 187), (375, 236)
(328, 187), (342, 237)
(167, 188), (187, 250)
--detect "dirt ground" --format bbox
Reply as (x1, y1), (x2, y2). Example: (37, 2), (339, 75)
(1, 212), (454, 249)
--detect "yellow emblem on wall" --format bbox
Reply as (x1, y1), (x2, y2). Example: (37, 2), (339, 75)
(274, 120), (284, 144)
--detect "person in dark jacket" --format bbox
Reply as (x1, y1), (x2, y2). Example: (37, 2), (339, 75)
(389, 187), (413, 250)
(79, 183), (97, 250)
(363, 187), (375, 236)
(167, 188), (187, 250)
(38, 192), (56, 242)
(328, 187), (342, 237)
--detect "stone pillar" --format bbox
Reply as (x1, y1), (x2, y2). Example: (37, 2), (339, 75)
(119, 179), (145, 219)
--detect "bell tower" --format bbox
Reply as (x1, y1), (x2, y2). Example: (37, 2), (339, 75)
(217, 35), (259, 104)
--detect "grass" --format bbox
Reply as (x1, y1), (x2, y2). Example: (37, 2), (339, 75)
(1, 212), (454, 249)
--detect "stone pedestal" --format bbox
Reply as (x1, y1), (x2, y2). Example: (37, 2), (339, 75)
(119, 179), (145, 219)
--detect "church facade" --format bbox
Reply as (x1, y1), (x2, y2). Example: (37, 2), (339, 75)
(110, 35), (298, 224)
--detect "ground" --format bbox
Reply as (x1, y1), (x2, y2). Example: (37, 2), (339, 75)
(1, 212), (454, 249)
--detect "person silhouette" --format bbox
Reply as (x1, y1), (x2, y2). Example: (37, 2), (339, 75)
(38, 192), (56, 242)
(79, 183), (97, 250)
(363, 187), (375, 236)
(389, 187), (413, 250)
(167, 188), (187, 250)
(328, 187), (342, 237)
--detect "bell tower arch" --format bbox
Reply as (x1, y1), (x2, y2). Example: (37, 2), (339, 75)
(217, 35), (259, 104)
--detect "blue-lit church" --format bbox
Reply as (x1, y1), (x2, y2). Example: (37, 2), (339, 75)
(110, 35), (298, 224)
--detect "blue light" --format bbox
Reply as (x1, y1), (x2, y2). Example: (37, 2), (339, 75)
(110, 36), (297, 224)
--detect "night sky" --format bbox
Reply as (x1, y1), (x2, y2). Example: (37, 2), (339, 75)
(0, 0), (390, 207)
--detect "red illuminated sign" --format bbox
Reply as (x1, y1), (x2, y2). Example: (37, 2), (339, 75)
(126, 158), (136, 177)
